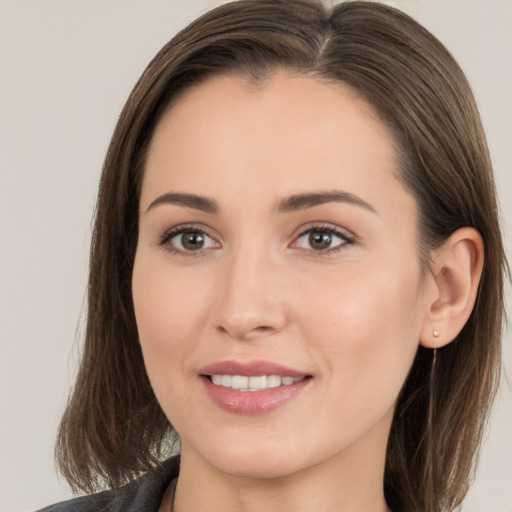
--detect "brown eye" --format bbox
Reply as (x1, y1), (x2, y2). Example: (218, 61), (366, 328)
(165, 228), (219, 254)
(180, 231), (205, 250)
(308, 231), (333, 250)
(294, 227), (350, 252)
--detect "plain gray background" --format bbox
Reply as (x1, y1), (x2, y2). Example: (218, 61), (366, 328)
(1, 1), (510, 511)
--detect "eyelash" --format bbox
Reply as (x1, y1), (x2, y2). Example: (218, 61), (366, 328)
(293, 223), (355, 255)
(158, 223), (355, 257)
(158, 223), (217, 258)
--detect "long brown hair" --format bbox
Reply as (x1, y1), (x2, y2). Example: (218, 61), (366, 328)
(56, 1), (508, 511)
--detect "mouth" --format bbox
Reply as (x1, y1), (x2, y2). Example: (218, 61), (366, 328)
(199, 360), (312, 414)
(206, 374), (306, 391)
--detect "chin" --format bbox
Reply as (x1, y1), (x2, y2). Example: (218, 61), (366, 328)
(184, 433), (309, 480)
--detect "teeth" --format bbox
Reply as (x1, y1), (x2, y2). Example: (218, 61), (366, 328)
(210, 374), (303, 391)
(266, 375), (282, 388)
(248, 375), (267, 389)
(212, 374), (223, 385)
(232, 375), (249, 389)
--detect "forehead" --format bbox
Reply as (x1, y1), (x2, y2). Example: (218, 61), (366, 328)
(141, 72), (415, 222)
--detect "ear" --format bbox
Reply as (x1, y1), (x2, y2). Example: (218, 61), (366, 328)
(420, 227), (484, 349)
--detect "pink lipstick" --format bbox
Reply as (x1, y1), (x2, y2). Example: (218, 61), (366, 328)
(199, 360), (311, 414)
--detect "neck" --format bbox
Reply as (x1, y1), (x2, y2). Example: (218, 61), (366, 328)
(172, 436), (391, 512)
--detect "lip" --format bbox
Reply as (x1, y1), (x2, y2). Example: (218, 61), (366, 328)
(199, 359), (309, 378)
(199, 359), (312, 415)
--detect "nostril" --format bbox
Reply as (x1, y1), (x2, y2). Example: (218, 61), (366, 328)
(216, 324), (275, 341)
(254, 326), (273, 333)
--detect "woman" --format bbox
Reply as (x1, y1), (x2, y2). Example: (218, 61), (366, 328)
(38, 1), (507, 511)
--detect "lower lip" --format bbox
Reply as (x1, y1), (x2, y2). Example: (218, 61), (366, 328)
(201, 376), (310, 415)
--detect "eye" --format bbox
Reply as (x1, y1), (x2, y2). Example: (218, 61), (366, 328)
(293, 226), (352, 253)
(160, 226), (219, 255)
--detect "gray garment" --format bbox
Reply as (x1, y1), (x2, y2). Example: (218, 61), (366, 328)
(36, 457), (179, 512)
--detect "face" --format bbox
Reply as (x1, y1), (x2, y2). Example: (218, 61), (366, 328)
(132, 73), (431, 479)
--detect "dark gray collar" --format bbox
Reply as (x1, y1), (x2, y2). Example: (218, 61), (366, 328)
(36, 457), (180, 512)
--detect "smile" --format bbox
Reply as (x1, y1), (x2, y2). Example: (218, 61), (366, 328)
(199, 360), (312, 414)
(209, 374), (304, 391)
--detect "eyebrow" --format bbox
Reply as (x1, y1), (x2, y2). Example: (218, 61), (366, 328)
(146, 192), (218, 214)
(277, 191), (378, 215)
(145, 190), (377, 215)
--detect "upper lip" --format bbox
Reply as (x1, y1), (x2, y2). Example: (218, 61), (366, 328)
(199, 359), (310, 378)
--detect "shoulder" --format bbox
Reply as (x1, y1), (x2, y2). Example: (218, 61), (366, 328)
(35, 457), (180, 512)
(35, 488), (116, 512)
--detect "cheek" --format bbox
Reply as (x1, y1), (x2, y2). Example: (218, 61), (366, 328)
(131, 252), (208, 396)
(132, 248), (211, 339)
(132, 263), (211, 432)
(296, 257), (424, 400)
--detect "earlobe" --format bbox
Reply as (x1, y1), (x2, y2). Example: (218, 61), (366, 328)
(420, 227), (484, 349)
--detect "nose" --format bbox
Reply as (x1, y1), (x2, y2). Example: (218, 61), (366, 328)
(212, 243), (288, 341)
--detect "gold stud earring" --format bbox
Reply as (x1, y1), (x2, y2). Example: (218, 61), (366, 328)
(433, 329), (440, 338)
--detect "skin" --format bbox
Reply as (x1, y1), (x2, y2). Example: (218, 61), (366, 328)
(132, 73), (482, 512)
